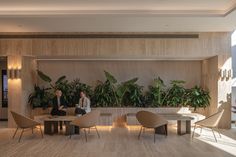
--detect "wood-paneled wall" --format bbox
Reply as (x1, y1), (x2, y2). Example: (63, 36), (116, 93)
(37, 60), (202, 88)
(7, 56), (36, 127)
(0, 33), (231, 59)
(2, 32), (232, 128)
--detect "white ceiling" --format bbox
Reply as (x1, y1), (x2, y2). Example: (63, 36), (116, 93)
(0, 0), (236, 32)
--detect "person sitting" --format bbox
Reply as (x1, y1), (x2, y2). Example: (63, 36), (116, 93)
(75, 91), (91, 116)
(51, 89), (67, 116)
(51, 89), (67, 130)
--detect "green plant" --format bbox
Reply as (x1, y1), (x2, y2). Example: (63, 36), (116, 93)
(92, 80), (116, 107)
(122, 83), (144, 107)
(165, 80), (187, 107)
(185, 86), (210, 111)
(146, 77), (166, 107)
(28, 85), (53, 109)
(69, 79), (93, 105)
(37, 70), (67, 90)
(37, 70), (70, 105)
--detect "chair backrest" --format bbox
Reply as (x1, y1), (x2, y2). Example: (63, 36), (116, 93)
(136, 110), (167, 128)
(197, 110), (224, 127)
(11, 111), (38, 128)
(73, 110), (100, 128)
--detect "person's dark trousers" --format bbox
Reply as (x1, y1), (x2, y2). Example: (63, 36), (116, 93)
(51, 109), (66, 130)
(75, 108), (86, 115)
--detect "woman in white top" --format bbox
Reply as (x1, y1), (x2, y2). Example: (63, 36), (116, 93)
(75, 91), (91, 115)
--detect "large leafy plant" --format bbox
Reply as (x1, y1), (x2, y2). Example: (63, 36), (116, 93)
(92, 71), (144, 107)
(165, 80), (187, 107)
(185, 86), (210, 111)
(121, 83), (144, 107)
(69, 79), (93, 105)
(28, 85), (53, 109)
(146, 77), (166, 107)
(36, 70), (71, 105)
(92, 80), (116, 107)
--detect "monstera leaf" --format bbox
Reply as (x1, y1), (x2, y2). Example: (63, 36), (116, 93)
(37, 70), (52, 83)
(117, 77), (138, 97)
(55, 76), (66, 84)
(104, 71), (117, 84)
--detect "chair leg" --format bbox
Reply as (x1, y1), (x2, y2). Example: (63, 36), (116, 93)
(39, 125), (44, 138)
(216, 128), (221, 138)
(18, 129), (24, 142)
(192, 124), (196, 139)
(138, 126), (142, 139)
(211, 129), (217, 142)
(12, 127), (18, 139)
(95, 126), (100, 138)
(84, 129), (87, 142)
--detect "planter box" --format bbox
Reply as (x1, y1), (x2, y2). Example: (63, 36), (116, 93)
(32, 107), (205, 126)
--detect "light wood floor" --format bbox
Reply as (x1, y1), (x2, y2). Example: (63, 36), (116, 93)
(0, 125), (236, 157)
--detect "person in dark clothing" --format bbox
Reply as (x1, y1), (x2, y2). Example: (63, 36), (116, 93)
(51, 89), (67, 116)
(51, 89), (67, 130)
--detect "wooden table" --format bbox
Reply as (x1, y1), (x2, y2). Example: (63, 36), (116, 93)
(156, 113), (194, 135)
(44, 116), (79, 135)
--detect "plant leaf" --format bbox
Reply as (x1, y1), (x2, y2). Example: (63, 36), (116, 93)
(55, 75), (66, 84)
(37, 70), (52, 83)
(104, 71), (117, 84)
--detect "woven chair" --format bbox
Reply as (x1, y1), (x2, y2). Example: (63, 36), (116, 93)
(69, 110), (100, 142)
(11, 111), (43, 142)
(136, 111), (168, 143)
(192, 110), (224, 142)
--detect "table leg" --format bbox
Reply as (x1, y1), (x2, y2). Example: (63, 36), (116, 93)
(177, 120), (191, 135)
(65, 121), (71, 135)
(44, 121), (56, 135)
(53, 122), (58, 134)
(155, 125), (167, 135)
(177, 120), (182, 135)
(44, 121), (51, 135)
(65, 122), (80, 136)
(186, 120), (191, 134)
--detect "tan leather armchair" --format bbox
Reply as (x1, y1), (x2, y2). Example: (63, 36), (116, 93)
(136, 111), (168, 143)
(192, 110), (224, 142)
(11, 111), (43, 142)
(69, 110), (100, 142)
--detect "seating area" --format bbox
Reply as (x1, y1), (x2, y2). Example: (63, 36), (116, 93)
(0, 0), (236, 157)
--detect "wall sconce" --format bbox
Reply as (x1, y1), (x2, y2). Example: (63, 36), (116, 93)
(219, 69), (232, 80)
(8, 68), (21, 79)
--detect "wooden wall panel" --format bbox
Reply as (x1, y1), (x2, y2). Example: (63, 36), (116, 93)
(7, 56), (36, 127)
(0, 33), (231, 59)
(37, 60), (202, 89)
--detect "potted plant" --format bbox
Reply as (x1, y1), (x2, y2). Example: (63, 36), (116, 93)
(28, 85), (53, 109)
(185, 86), (210, 111)
(165, 80), (187, 107)
(146, 77), (166, 107)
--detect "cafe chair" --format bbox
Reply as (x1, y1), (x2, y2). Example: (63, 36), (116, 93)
(192, 109), (224, 142)
(69, 110), (100, 142)
(136, 111), (168, 143)
(11, 111), (43, 142)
